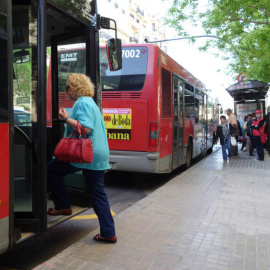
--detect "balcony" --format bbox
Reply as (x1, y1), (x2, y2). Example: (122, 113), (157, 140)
(129, 0), (137, 12)
(129, 17), (140, 31)
(136, 7), (144, 19)
(129, 37), (138, 43)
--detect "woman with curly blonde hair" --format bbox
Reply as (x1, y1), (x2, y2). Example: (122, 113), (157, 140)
(47, 73), (117, 243)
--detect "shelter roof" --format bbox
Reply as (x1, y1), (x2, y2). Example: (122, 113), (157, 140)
(226, 80), (269, 102)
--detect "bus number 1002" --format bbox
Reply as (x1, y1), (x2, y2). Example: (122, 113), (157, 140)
(122, 49), (140, 58)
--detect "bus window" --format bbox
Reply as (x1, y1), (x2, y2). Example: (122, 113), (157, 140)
(185, 88), (195, 120)
(100, 46), (148, 91)
(194, 97), (199, 123)
(207, 99), (213, 123)
(57, 45), (86, 93)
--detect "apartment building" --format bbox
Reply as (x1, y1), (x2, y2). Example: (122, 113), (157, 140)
(98, 0), (168, 52)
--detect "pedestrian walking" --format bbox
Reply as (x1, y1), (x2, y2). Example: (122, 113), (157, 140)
(226, 108), (238, 155)
(214, 115), (236, 162)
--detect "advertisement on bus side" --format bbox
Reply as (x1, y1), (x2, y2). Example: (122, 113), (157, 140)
(102, 108), (132, 140)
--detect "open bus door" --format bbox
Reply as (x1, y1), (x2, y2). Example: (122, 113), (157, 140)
(3, 0), (102, 252)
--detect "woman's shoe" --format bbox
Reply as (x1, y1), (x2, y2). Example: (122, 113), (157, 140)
(47, 208), (72, 216)
(93, 234), (117, 243)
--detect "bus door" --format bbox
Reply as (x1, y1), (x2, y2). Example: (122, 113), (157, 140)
(11, 2), (48, 239)
(201, 92), (207, 153)
(172, 76), (184, 170)
(50, 32), (92, 208)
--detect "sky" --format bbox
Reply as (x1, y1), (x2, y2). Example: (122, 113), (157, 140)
(148, 0), (235, 110)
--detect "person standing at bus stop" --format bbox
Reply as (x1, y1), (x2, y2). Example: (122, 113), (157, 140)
(247, 113), (256, 156)
(251, 110), (265, 161)
(214, 115), (235, 162)
(47, 73), (117, 243)
(226, 109), (238, 155)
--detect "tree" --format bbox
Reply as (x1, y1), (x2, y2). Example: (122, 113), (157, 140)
(163, 0), (270, 82)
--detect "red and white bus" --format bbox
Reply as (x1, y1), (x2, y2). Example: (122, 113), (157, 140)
(49, 44), (220, 173)
(101, 44), (220, 173)
(0, 0), (120, 255)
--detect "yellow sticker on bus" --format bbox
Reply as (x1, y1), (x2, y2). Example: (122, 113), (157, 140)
(102, 108), (132, 140)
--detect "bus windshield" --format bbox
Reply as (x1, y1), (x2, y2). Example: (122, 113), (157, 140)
(101, 46), (148, 91)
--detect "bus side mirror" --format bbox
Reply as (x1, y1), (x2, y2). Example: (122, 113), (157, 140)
(13, 50), (30, 64)
(106, 38), (122, 71)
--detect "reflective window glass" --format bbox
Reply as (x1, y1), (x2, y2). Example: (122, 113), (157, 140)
(100, 46), (148, 91)
(0, 13), (8, 123)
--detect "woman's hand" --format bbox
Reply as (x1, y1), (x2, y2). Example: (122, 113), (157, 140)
(59, 107), (68, 120)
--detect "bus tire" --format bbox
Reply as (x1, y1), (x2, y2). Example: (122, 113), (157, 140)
(207, 143), (213, 154)
(184, 141), (192, 169)
(207, 134), (215, 154)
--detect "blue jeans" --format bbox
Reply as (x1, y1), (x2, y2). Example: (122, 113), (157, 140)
(222, 138), (232, 160)
(47, 159), (116, 238)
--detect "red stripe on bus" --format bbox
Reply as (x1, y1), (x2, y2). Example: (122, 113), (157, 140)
(0, 124), (9, 219)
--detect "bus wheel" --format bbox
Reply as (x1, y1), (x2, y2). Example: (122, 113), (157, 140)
(185, 142), (192, 168)
(207, 143), (213, 154)
(207, 134), (215, 154)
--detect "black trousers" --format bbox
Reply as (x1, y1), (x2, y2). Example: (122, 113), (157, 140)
(253, 136), (264, 161)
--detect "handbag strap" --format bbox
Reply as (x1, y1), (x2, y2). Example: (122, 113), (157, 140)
(67, 121), (81, 139)
(66, 121), (88, 139)
(81, 126), (87, 138)
(258, 130), (265, 136)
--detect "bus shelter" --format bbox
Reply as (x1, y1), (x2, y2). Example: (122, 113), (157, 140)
(226, 80), (270, 155)
(226, 80), (269, 113)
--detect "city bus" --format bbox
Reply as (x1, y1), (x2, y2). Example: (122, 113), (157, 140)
(46, 44), (220, 174)
(101, 44), (220, 173)
(0, 0), (120, 255)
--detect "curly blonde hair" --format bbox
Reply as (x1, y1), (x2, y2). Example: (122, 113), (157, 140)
(67, 73), (95, 98)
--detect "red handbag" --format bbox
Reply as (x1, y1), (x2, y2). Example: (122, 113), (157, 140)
(54, 121), (93, 163)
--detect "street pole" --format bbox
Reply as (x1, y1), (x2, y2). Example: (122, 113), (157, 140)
(145, 35), (219, 43)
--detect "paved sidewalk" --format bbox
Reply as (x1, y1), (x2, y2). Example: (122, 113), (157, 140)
(35, 148), (270, 270)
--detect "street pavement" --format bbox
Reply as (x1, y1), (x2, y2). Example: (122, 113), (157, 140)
(34, 146), (270, 270)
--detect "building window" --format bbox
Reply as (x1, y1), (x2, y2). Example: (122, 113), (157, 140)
(134, 32), (138, 43)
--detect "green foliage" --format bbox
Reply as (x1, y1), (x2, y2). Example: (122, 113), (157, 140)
(164, 0), (270, 82)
